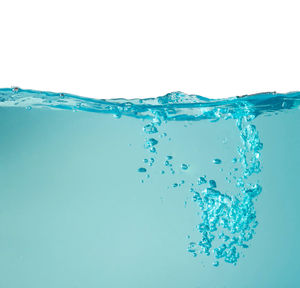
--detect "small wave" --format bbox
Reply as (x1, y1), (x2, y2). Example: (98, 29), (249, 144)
(0, 88), (299, 121)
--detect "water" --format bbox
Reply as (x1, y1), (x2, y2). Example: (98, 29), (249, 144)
(0, 88), (300, 287)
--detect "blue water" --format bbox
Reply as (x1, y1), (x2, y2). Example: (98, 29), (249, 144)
(0, 88), (300, 287)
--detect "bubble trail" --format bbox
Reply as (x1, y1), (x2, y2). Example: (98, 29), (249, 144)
(135, 92), (266, 267)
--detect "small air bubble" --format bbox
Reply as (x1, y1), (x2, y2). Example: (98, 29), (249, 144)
(149, 147), (156, 153)
(181, 164), (189, 170)
(159, 132), (167, 138)
(143, 124), (158, 134)
(149, 158), (155, 166)
(198, 176), (207, 185)
(188, 242), (197, 252)
(213, 158), (222, 164)
(212, 261), (219, 267)
(209, 180), (217, 188)
(148, 138), (158, 146)
(113, 114), (121, 119)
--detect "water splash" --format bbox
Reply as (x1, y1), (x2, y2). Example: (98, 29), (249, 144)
(135, 92), (266, 266)
(1, 87), (299, 266)
(1, 88), (299, 120)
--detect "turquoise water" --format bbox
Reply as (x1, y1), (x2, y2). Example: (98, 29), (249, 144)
(0, 88), (299, 287)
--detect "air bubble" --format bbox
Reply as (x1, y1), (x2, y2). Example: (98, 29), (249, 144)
(143, 124), (158, 134)
(212, 261), (219, 267)
(213, 158), (222, 164)
(187, 242), (197, 253)
(197, 176), (207, 185)
(181, 164), (189, 170)
(209, 180), (217, 188)
(113, 113), (121, 119)
(149, 147), (156, 153)
(148, 138), (158, 146)
(159, 132), (168, 138)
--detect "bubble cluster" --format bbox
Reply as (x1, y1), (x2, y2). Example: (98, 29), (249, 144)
(137, 96), (264, 267)
(237, 119), (263, 178)
(186, 117), (263, 266)
(189, 181), (262, 265)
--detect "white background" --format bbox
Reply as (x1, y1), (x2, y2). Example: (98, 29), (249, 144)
(0, 0), (299, 99)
